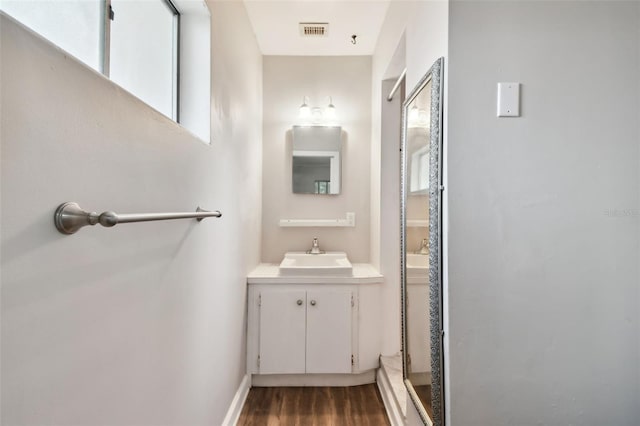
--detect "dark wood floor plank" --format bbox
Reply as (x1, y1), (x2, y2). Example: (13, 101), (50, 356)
(237, 384), (390, 426)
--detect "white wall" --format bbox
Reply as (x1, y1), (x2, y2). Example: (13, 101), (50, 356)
(0, 1), (262, 424)
(371, 0), (449, 358)
(447, 1), (640, 425)
(378, 75), (405, 363)
(261, 56), (371, 263)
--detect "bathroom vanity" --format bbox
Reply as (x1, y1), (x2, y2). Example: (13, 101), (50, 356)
(246, 262), (383, 386)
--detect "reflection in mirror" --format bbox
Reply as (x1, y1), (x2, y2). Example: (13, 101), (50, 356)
(406, 77), (433, 418)
(292, 126), (341, 194)
(401, 57), (444, 426)
(410, 144), (429, 194)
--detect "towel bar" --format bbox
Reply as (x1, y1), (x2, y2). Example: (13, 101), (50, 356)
(54, 202), (222, 235)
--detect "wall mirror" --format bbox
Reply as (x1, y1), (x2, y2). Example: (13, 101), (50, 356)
(401, 57), (444, 426)
(292, 126), (341, 194)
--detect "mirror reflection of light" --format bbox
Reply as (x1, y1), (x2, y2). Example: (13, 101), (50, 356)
(408, 105), (430, 128)
(418, 109), (429, 125)
(408, 105), (419, 123)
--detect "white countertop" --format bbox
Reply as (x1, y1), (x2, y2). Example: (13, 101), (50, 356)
(247, 263), (384, 284)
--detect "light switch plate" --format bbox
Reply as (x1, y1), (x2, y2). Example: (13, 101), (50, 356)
(497, 82), (520, 117)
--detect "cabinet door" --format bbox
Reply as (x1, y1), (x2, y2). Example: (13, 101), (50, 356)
(306, 289), (353, 374)
(259, 290), (306, 374)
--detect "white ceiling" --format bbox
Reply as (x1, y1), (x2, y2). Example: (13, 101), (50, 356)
(242, 1), (391, 56)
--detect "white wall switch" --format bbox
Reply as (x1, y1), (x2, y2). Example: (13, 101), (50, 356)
(346, 212), (356, 227)
(497, 82), (520, 117)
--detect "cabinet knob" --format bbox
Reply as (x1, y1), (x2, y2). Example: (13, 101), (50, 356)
(297, 299), (303, 306)
(310, 300), (316, 306)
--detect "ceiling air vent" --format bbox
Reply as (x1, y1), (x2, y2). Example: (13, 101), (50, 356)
(299, 22), (329, 37)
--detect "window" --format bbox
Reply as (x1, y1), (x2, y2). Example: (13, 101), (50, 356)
(0, 0), (103, 71)
(1, 0), (210, 142)
(314, 181), (330, 194)
(109, 0), (179, 119)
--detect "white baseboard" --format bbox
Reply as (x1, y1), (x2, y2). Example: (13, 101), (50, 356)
(377, 368), (405, 426)
(221, 374), (251, 426)
(251, 370), (376, 387)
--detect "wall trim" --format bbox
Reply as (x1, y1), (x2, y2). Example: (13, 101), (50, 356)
(377, 368), (405, 426)
(221, 374), (251, 426)
(251, 370), (376, 387)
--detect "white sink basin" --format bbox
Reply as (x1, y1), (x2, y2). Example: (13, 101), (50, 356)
(279, 252), (353, 276)
(406, 253), (429, 277)
(407, 253), (428, 268)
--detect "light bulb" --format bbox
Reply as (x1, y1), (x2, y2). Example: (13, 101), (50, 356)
(299, 96), (311, 120)
(323, 96), (337, 125)
(324, 103), (336, 123)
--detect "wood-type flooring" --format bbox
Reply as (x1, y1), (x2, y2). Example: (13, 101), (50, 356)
(237, 384), (390, 426)
(413, 384), (434, 420)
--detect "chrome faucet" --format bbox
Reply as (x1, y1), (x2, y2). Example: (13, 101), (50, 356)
(306, 237), (325, 254)
(416, 238), (429, 255)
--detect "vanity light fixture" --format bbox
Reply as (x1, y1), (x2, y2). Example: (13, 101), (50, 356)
(297, 96), (338, 126)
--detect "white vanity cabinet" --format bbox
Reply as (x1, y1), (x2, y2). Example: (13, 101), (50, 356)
(254, 287), (353, 374)
(247, 263), (383, 386)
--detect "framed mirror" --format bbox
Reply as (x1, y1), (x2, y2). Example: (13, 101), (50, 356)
(401, 57), (444, 426)
(291, 126), (342, 194)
